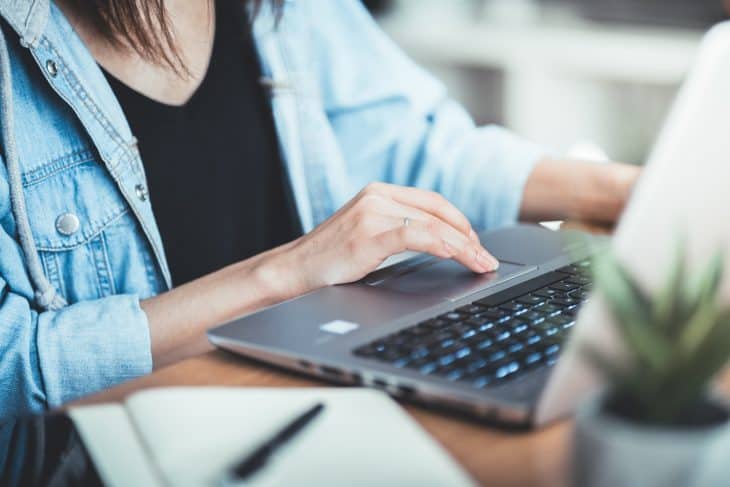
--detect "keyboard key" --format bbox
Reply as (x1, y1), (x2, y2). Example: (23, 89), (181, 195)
(543, 327), (560, 337)
(475, 338), (494, 350)
(467, 358), (488, 373)
(393, 357), (412, 368)
(456, 305), (483, 315)
(516, 295), (546, 307)
(441, 312), (464, 322)
(454, 347), (472, 359)
(461, 328), (477, 339)
(373, 350), (401, 363)
(536, 304), (563, 317)
(472, 375), (492, 389)
(476, 308), (511, 322)
(493, 330), (511, 342)
(548, 316), (575, 328)
(550, 281), (580, 292)
(570, 289), (591, 301)
(544, 344), (561, 356)
(466, 317), (495, 332)
(558, 261), (591, 276)
(438, 354), (457, 367)
(563, 308), (579, 318)
(511, 322), (529, 334)
(419, 362), (439, 375)
(525, 333), (541, 346)
(420, 319), (449, 329)
(488, 350), (507, 362)
(533, 288), (563, 299)
(406, 326), (431, 336)
(523, 352), (543, 366)
(566, 276), (592, 287)
(500, 301), (527, 314)
(354, 347), (379, 358)
(556, 265), (580, 275)
(410, 347), (430, 359)
(444, 368), (467, 381)
(522, 311), (546, 324)
(448, 324), (472, 336)
(552, 298), (580, 309)
(508, 342), (525, 354)
(495, 361), (520, 379)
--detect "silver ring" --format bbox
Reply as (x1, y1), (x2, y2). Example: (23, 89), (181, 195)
(403, 217), (411, 227)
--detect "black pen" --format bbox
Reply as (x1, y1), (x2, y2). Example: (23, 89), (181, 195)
(226, 402), (325, 482)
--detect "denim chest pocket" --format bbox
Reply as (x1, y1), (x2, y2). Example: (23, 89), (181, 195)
(21, 149), (129, 303)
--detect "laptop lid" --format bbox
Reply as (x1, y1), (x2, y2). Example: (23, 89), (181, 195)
(535, 21), (730, 424)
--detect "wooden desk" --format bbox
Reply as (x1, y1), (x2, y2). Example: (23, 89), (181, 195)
(73, 350), (571, 486)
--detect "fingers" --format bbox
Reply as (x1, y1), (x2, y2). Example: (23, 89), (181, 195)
(357, 183), (476, 240)
(347, 184), (499, 273)
(373, 218), (499, 274)
(374, 198), (499, 269)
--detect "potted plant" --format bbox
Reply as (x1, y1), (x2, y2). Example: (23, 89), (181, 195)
(573, 244), (730, 487)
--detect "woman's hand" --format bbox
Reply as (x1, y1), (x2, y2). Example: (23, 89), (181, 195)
(520, 159), (641, 225)
(270, 183), (499, 298)
(143, 182), (497, 367)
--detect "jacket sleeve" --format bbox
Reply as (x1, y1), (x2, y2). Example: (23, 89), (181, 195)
(311, 0), (548, 230)
(0, 174), (151, 416)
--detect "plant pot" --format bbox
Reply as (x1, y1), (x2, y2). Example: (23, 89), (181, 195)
(572, 394), (730, 487)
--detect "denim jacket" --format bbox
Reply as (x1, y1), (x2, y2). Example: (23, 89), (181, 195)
(0, 0), (545, 417)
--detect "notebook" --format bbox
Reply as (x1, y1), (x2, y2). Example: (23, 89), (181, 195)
(69, 387), (475, 486)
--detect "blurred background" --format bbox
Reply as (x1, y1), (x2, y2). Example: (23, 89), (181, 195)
(363, 0), (729, 164)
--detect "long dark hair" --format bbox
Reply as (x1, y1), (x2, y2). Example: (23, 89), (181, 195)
(66, 0), (283, 74)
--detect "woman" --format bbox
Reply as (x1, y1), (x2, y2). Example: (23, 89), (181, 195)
(0, 0), (638, 417)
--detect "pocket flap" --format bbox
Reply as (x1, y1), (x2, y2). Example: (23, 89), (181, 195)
(22, 154), (128, 251)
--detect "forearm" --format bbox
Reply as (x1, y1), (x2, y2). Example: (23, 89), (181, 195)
(141, 242), (299, 368)
(519, 158), (639, 224)
(141, 182), (502, 368)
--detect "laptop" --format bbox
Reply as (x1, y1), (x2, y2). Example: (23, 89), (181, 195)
(209, 22), (730, 428)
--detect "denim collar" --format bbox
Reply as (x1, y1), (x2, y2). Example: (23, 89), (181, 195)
(0, 0), (49, 48)
(0, 0), (174, 290)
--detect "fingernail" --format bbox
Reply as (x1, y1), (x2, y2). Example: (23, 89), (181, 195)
(478, 251), (499, 271)
(472, 249), (488, 273)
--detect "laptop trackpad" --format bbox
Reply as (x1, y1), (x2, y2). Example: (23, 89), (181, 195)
(368, 259), (537, 302)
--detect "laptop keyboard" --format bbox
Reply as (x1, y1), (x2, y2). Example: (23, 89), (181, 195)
(353, 260), (592, 390)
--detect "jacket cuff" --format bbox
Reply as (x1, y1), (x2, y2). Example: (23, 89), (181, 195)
(474, 125), (549, 229)
(37, 294), (152, 407)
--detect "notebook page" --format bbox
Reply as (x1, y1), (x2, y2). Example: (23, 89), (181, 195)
(69, 404), (161, 487)
(125, 387), (475, 487)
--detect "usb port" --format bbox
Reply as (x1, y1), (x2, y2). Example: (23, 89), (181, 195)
(320, 366), (343, 377)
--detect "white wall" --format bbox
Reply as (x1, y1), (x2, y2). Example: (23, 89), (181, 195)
(377, 0), (706, 163)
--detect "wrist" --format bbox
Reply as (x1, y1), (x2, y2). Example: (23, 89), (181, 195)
(573, 162), (638, 224)
(247, 239), (311, 305)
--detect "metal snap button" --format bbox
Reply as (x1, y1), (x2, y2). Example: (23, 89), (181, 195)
(55, 213), (80, 236)
(135, 183), (148, 201)
(45, 59), (58, 77)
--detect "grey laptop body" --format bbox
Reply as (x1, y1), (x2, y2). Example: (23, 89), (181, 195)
(209, 224), (597, 427)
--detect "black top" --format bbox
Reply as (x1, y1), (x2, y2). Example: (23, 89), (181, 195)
(103, 0), (300, 286)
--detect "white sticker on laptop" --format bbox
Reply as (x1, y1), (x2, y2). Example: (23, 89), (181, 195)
(319, 320), (360, 335)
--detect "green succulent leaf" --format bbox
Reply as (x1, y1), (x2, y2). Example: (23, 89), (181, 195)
(585, 243), (730, 426)
(594, 254), (671, 370)
(684, 251), (724, 323)
(654, 240), (686, 335)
